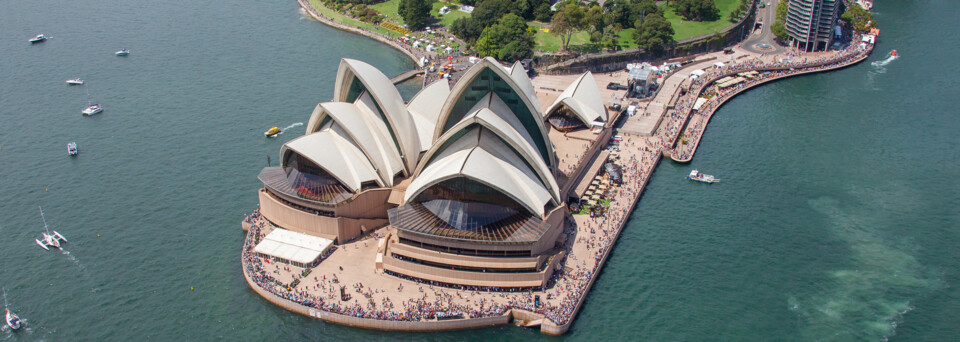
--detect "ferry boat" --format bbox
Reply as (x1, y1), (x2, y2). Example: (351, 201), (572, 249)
(687, 169), (719, 183)
(35, 207), (68, 251)
(264, 126), (281, 137)
(115, 49), (130, 56)
(67, 142), (78, 156)
(82, 103), (103, 116)
(66, 78), (84, 85)
(29, 34), (46, 43)
(890, 49), (898, 57)
(4, 289), (20, 331)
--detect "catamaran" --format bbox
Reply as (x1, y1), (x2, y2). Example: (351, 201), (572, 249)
(3, 288), (20, 331)
(115, 49), (130, 56)
(67, 142), (78, 156)
(29, 34), (46, 43)
(35, 206), (68, 251)
(66, 78), (84, 85)
(82, 87), (103, 115)
(687, 169), (719, 184)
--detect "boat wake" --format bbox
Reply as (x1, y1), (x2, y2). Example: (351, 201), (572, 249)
(277, 122), (303, 135)
(61, 249), (84, 269)
(871, 55), (898, 73)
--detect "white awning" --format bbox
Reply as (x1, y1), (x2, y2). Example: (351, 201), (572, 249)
(255, 229), (334, 265)
(690, 69), (705, 76)
(714, 62), (725, 68)
(693, 97), (708, 111)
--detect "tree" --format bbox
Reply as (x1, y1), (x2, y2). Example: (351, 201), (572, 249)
(674, 0), (719, 21)
(551, 2), (586, 51)
(635, 13), (674, 55)
(399, 0), (433, 30)
(772, 0), (789, 41)
(584, 5), (605, 32)
(451, 17), (485, 42)
(841, 3), (875, 33)
(533, 1), (553, 22)
(475, 14), (536, 61)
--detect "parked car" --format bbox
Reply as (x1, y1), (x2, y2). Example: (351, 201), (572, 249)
(608, 103), (622, 111)
(606, 82), (623, 90)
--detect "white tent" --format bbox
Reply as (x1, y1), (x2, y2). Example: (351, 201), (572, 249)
(714, 62), (725, 68)
(255, 229), (334, 267)
(693, 97), (708, 111)
(690, 69), (705, 77)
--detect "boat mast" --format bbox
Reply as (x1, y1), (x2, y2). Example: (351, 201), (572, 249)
(2, 287), (7, 308)
(39, 206), (50, 235)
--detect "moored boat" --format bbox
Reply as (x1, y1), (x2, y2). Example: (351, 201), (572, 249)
(687, 169), (719, 183)
(115, 49), (130, 56)
(66, 78), (84, 85)
(29, 34), (46, 43)
(67, 142), (78, 156)
(82, 103), (103, 115)
(264, 126), (281, 137)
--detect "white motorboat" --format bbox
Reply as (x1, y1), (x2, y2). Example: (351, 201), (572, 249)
(66, 78), (84, 85)
(35, 206), (67, 251)
(687, 169), (719, 183)
(3, 289), (20, 331)
(29, 34), (46, 43)
(82, 103), (103, 116)
(67, 142), (78, 156)
(115, 49), (130, 56)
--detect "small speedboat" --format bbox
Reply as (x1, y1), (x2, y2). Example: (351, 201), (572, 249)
(29, 34), (46, 43)
(890, 49), (897, 57)
(67, 142), (78, 156)
(66, 78), (84, 85)
(264, 126), (281, 137)
(687, 169), (719, 183)
(82, 103), (103, 115)
(115, 49), (130, 56)
(4, 289), (20, 331)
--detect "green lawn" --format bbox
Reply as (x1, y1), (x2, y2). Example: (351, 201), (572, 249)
(308, 0), (405, 38)
(368, 0), (402, 23)
(535, 27), (638, 52)
(663, 0), (741, 41)
(431, 1), (470, 26)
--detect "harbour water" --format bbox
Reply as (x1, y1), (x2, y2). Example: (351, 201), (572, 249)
(1, 0), (957, 340)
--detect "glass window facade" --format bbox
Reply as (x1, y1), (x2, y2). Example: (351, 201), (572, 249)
(282, 152), (352, 202)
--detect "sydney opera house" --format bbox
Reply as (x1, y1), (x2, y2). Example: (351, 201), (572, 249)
(255, 57), (608, 288)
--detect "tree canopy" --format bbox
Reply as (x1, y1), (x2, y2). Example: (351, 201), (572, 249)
(673, 0), (719, 21)
(635, 13), (674, 55)
(841, 4), (876, 33)
(398, 0), (433, 31)
(772, 0), (788, 41)
(551, 1), (586, 51)
(475, 14), (536, 61)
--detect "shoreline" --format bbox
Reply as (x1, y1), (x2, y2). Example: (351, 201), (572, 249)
(296, 0), (426, 67)
(667, 45), (875, 163)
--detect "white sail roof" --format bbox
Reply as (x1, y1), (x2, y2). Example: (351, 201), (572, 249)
(545, 72), (607, 125)
(281, 130), (380, 192)
(405, 128), (553, 217)
(407, 80), (451, 153)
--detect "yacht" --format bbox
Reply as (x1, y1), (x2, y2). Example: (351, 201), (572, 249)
(3, 289), (20, 331)
(35, 207), (68, 251)
(66, 78), (84, 85)
(687, 169), (719, 184)
(29, 34), (46, 43)
(82, 103), (103, 116)
(115, 49), (130, 56)
(264, 126), (281, 137)
(67, 142), (78, 156)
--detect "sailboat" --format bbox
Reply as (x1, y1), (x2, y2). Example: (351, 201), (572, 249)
(81, 87), (102, 115)
(35, 206), (67, 250)
(3, 288), (21, 331)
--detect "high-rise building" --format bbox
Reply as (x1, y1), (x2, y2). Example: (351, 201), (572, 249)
(785, 0), (843, 51)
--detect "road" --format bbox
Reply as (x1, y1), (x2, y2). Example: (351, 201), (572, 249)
(741, 0), (787, 54)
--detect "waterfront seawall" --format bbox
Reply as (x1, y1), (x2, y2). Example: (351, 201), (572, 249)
(295, 0), (425, 67)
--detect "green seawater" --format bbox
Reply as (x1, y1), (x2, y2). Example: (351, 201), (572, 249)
(1, 0), (957, 340)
